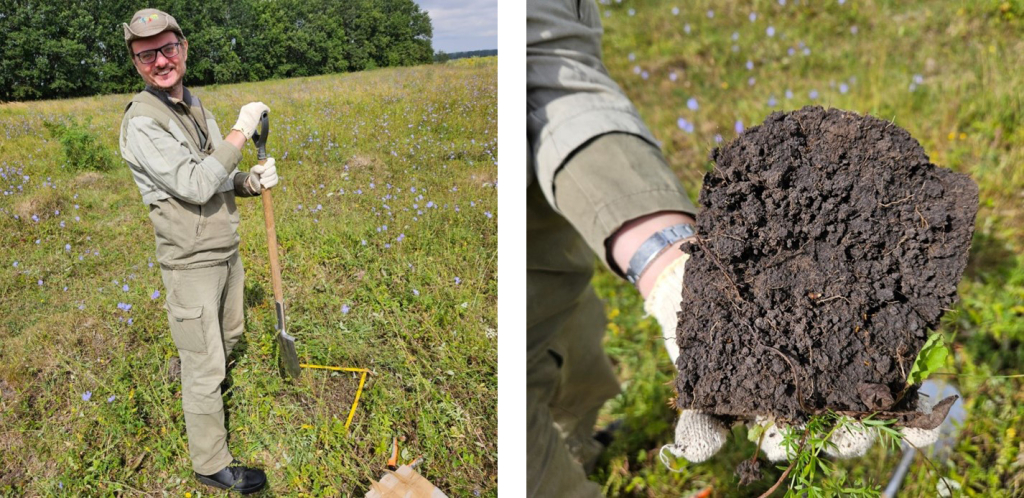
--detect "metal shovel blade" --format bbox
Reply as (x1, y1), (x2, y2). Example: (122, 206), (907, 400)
(274, 301), (302, 379)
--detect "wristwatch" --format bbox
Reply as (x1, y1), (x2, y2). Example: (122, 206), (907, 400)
(625, 223), (696, 286)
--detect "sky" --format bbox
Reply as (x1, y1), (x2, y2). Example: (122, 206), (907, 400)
(414, 0), (497, 54)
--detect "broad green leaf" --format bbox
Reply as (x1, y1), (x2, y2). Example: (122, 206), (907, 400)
(906, 333), (950, 386)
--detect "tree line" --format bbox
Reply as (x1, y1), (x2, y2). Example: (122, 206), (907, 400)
(0, 0), (434, 102)
(434, 49), (497, 63)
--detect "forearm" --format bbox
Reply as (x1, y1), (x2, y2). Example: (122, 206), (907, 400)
(223, 129), (246, 150)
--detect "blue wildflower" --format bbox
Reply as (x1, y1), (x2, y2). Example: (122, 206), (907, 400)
(83, 391), (92, 401)
(687, 98), (699, 111)
(735, 120), (745, 134)
(341, 304), (350, 314)
(151, 290), (160, 299)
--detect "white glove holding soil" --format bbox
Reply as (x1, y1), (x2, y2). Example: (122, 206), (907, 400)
(645, 253), (730, 463)
(754, 392), (944, 462)
(232, 102), (269, 138)
(248, 158), (278, 190)
(644, 252), (943, 464)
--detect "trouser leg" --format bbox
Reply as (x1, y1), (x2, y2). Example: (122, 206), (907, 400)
(221, 253), (246, 357)
(527, 285), (621, 498)
(161, 262), (235, 475)
(549, 288), (620, 472)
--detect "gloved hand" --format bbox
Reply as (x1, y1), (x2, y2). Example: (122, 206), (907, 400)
(232, 102), (269, 138)
(246, 158), (278, 192)
(644, 252), (945, 464)
(754, 392), (944, 461)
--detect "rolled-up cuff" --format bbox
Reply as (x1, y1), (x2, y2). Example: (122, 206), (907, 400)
(553, 133), (699, 268)
(232, 171), (260, 197)
(531, 104), (658, 208)
(210, 143), (242, 175)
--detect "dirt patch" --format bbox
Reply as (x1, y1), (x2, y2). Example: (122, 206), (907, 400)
(347, 155), (380, 170)
(14, 190), (66, 221)
(674, 106), (978, 422)
(74, 171), (104, 187)
(291, 368), (366, 427)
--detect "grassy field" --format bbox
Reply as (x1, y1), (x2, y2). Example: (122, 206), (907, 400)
(586, 1), (1024, 496)
(0, 58), (497, 496)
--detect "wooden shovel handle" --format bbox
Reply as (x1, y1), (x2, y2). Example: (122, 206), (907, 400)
(259, 159), (284, 304)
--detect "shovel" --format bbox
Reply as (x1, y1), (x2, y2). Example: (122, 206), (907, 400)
(252, 111), (302, 379)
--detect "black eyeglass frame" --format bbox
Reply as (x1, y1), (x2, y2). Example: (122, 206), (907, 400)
(133, 42), (183, 64)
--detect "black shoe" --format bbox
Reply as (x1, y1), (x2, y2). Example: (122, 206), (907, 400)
(195, 461), (267, 494)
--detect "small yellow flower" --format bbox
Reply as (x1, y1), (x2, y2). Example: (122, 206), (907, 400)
(948, 132), (955, 141)
(186, 493), (192, 498)
(959, 133), (967, 140)
(721, 82), (729, 89)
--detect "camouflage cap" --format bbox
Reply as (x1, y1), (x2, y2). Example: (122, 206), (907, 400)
(123, 9), (184, 51)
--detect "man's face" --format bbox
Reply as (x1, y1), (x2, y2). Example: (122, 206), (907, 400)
(131, 31), (188, 93)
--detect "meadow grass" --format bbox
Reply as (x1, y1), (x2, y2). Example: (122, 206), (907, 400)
(0, 59), (497, 496)
(587, 1), (1024, 496)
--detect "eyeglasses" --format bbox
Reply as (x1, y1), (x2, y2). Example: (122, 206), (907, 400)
(134, 42), (182, 64)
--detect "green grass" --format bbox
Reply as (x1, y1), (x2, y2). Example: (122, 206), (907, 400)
(588, 1), (1024, 496)
(0, 59), (496, 496)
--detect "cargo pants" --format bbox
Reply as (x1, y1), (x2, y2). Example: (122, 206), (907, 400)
(527, 180), (621, 498)
(526, 133), (699, 496)
(160, 252), (246, 475)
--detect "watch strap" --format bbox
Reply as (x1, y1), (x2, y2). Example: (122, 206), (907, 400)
(625, 223), (695, 285)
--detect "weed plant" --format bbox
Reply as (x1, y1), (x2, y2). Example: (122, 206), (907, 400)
(41, 117), (117, 172)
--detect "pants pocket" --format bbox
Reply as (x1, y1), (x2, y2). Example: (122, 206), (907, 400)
(166, 302), (208, 353)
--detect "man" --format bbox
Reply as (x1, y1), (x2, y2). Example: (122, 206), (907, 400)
(119, 9), (275, 494)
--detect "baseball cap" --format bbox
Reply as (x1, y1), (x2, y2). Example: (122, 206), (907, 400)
(123, 9), (184, 50)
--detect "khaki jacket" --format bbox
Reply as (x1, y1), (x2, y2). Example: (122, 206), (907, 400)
(120, 87), (255, 269)
(527, 0), (697, 268)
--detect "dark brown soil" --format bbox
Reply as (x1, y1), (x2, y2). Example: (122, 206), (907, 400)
(674, 106), (978, 422)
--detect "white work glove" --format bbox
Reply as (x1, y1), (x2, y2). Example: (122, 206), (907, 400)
(644, 253), (946, 465)
(645, 253), (729, 463)
(755, 392), (945, 461)
(247, 158), (278, 191)
(232, 102), (269, 138)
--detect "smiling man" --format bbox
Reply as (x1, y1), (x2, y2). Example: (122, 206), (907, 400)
(118, 9), (276, 494)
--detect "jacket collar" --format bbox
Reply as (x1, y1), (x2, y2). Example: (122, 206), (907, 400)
(144, 85), (197, 110)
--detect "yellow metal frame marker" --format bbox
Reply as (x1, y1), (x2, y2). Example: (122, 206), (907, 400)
(300, 363), (371, 431)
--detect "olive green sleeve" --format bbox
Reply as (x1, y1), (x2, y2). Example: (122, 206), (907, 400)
(553, 133), (698, 271)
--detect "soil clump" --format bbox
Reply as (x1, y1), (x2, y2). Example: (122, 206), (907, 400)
(674, 106), (978, 422)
